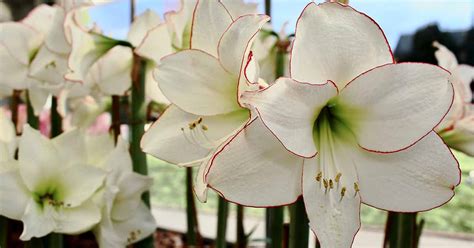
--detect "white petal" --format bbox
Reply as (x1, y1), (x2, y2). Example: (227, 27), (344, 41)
(29, 45), (69, 86)
(44, 7), (70, 54)
(220, 0), (258, 18)
(20, 200), (56, 240)
(58, 164), (105, 208)
(51, 129), (87, 164)
(18, 125), (60, 191)
(194, 159), (210, 203)
(85, 132), (115, 166)
(145, 62), (170, 105)
(0, 168), (30, 220)
(164, 0), (197, 50)
(440, 115), (474, 156)
(190, 0), (232, 57)
(302, 156), (361, 248)
(115, 202), (157, 245)
(338, 63), (453, 152)
(112, 173), (153, 221)
(0, 22), (42, 64)
(433, 41), (458, 71)
(356, 132), (460, 211)
(456, 64), (474, 102)
(155, 49), (241, 116)
(141, 105), (249, 165)
(242, 78), (338, 158)
(22, 4), (55, 37)
(66, 27), (120, 82)
(28, 85), (51, 115)
(127, 9), (161, 47)
(291, 2), (393, 88)
(218, 14), (269, 75)
(55, 199), (101, 234)
(0, 44), (29, 89)
(86, 45), (133, 96)
(135, 24), (172, 64)
(207, 118), (304, 207)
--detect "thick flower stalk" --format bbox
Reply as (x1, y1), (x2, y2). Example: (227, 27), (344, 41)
(141, 0), (268, 203)
(205, 3), (461, 248)
(433, 42), (474, 156)
(0, 126), (105, 240)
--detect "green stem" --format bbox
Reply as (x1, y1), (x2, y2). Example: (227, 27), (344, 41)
(44, 233), (63, 248)
(216, 197), (229, 248)
(185, 167), (200, 246)
(0, 217), (6, 248)
(266, 207), (284, 248)
(50, 97), (62, 138)
(236, 205), (245, 248)
(130, 55), (154, 248)
(289, 198), (309, 248)
(265, 0), (271, 17)
(385, 212), (418, 248)
(111, 95), (121, 142)
(26, 91), (39, 129)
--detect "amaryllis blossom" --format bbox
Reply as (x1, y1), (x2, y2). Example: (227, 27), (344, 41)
(0, 126), (105, 240)
(0, 109), (16, 161)
(206, 3), (460, 247)
(88, 135), (156, 247)
(433, 42), (474, 156)
(141, 0), (268, 202)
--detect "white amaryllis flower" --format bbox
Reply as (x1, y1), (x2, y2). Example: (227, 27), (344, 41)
(141, 0), (269, 202)
(206, 3), (461, 247)
(0, 109), (16, 161)
(0, 126), (105, 240)
(433, 42), (474, 156)
(87, 135), (156, 247)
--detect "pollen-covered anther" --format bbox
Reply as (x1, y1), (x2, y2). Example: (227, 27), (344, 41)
(340, 187), (346, 199)
(201, 125), (208, 131)
(315, 171), (322, 182)
(323, 179), (328, 189)
(335, 172), (342, 183)
(329, 179), (334, 189)
(354, 182), (360, 195)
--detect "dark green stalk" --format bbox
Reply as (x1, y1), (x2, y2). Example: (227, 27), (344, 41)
(384, 212), (418, 248)
(265, 0), (271, 17)
(111, 95), (121, 142)
(185, 167), (200, 246)
(26, 91), (39, 129)
(130, 55), (154, 248)
(289, 198), (309, 248)
(50, 97), (62, 138)
(236, 205), (245, 248)
(216, 197), (229, 248)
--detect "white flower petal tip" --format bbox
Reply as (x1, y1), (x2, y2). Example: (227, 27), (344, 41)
(290, 2), (393, 88)
(241, 78), (338, 158)
(206, 118), (304, 207)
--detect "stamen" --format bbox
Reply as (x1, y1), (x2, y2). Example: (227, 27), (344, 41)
(201, 125), (208, 131)
(354, 182), (360, 195)
(329, 179), (334, 189)
(335, 172), (342, 183)
(323, 179), (328, 189)
(197, 117), (202, 124)
(315, 172), (322, 182)
(341, 187), (346, 199)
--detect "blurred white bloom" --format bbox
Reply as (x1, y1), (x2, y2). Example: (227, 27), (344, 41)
(0, 109), (16, 161)
(0, 126), (105, 240)
(88, 135), (156, 247)
(434, 41), (474, 156)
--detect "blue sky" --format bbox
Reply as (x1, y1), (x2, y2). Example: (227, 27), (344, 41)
(89, 0), (473, 48)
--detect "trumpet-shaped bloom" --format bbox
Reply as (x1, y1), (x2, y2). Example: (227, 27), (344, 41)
(433, 42), (474, 156)
(141, 0), (269, 202)
(0, 126), (105, 240)
(206, 3), (460, 247)
(88, 135), (156, 247)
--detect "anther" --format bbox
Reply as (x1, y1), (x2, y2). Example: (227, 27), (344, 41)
(197, 117), (203, 124)
(354, 182), (359, 193)
(323, 179), (328, 189)
(201, 125), (208, 131)
(341, 187), (346, 198)
(329, 179), (334, 189)
(335, 172), (342, 183)
(315, 172), (322, 182)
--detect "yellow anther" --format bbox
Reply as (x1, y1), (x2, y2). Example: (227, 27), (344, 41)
(323, 179), (328, 189)
(329, 179), (334, 189)
(354, 182), (359, 193)
(189, 122), (197, 129)
(335, 173), (342, 183)
(201, 125), (208, 131)
(341, 187), (346, 198)
(315, 172), (322, 182)
(197, 117), (203, 124)
(180, 127), (184, 131)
